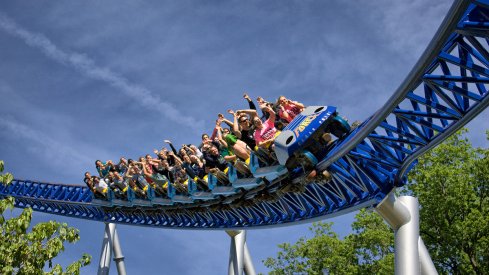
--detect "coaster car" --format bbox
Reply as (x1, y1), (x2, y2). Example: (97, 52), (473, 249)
(274, 106), (350, 172)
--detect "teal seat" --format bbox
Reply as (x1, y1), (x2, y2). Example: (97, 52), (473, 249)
(91, 190), (113, 207)
(228, 165), (265, 191)
(168, 181), (194, 204)
(111, 188), (133, 207)
(188, 177), (216, 201)
(249, 153), (288, 182)
(208, 171), (238, 196)
(147, 186), (172, 206)
(126, 187), (152, 206)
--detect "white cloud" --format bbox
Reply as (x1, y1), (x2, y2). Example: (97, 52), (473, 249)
(0, 12), (204, 131)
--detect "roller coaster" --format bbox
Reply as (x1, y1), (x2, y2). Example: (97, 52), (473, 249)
(1, 1), (488, 274)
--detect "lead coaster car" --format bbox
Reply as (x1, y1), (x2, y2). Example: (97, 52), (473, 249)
(274, 106), (350, 183)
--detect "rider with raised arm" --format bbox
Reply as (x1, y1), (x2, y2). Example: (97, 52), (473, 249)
(203, 139), (228, 174)
(153, 148), (168, 162)
(182, 154), (205, 179)
(84, 172), (109, 198)
(163, 139), (183, 158)
(232, 108), (258, 149)
(256, 96), (275, 119)
(215, 114), (251, 161)
(276, 95), (305, 123)
(95, 160), (114, 178)
(84, 172), (96, 192)
(143, 154), (168, 186)
(109, 171), (127, 191)
(154, 158), (175, 183)
(187, 144), (203, 159)
(106, 171), (126, 198)
(114, 157), (129, 175)
(122, 164), (146, 198)
(253, 105), (277, 149)
(124, 159), (148, 195)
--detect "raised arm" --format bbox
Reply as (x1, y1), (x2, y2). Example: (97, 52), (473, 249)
(142, 162), (152, 177)
(220, 117), (235, 128)
(262, 105), (276, 123)
(227, 109), (242, 138)
(164, 140), (179, 155)
(236, 109), (259, 120)
(169, 151), (183, 166)
(216, 126), (228, 148)
(209, 119), (221, 140)
(243, 93), (257, 110)
(290, 100), (305, 109)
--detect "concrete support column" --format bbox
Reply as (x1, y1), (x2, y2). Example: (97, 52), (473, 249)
(419, 237), (437, 275)
(98, 223), (127, 275)
(395, 196), (420, 275)
(112, 224), (127, 275)
(376, 193), (436, 275)
(243, 243), (256, 275)
(98, 223), (115, 275)
(226, 230), (256, 275)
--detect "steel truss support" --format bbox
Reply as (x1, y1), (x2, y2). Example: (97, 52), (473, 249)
(226, 230), (256, 275)
(376, 193), (437, 275)
(98, 223), (127, 275)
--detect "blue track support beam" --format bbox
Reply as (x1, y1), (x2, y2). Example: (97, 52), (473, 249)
(1, 0), (489, 229)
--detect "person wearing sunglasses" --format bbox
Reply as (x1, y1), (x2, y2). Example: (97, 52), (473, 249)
(229, 109), (258, 150)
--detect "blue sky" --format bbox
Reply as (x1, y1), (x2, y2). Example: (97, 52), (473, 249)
(1, 1), (488, 274)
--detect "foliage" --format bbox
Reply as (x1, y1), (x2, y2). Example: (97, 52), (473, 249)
(264, 130), (489, 274)
(0, 160), (14, 185)
(263, 209), (394, 275)
(405, 130), (489, 274)
(0, 160), (91, 274)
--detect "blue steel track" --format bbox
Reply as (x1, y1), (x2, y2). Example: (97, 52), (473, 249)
(1, 0), (489, 229)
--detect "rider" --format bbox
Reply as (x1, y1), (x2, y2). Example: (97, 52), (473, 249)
(231, 109), (258, 149)
(276, 95), (304, 123)
(84, 172), (109, 198)
(95, 160), (114, 178)
(253, 105), (278, 149)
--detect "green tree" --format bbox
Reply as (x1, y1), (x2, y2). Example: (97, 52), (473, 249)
(263, 209), (394, 275)
(406, 130), (489, 274)
(0, 160), (91, 274)
(0, 160), (13, 185)
(264, 130), (489, 274)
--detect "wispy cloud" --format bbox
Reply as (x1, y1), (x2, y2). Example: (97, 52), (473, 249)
(0, 12), (204, 131)
(0, 117), (95, 175)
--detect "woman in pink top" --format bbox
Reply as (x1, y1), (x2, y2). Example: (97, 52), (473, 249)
(253, 106), (277, 148)
(277, 96), (305, 123)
